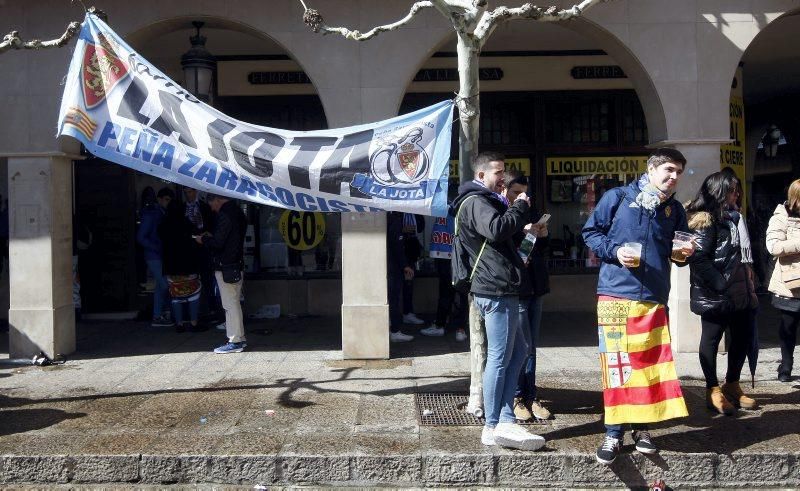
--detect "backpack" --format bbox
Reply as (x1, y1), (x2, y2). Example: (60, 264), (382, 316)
(451, 194), (488, 294)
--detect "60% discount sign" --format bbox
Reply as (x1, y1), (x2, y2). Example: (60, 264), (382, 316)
(278, 211), (326, 251)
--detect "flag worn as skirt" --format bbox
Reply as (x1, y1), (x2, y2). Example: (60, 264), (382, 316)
(597, 295), (688, 425)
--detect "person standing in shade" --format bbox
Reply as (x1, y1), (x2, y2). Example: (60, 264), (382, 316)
(137, 187), (174, 327)
(181, 187), (215, 316)
(196, 193), (248, 354)
(582, 148), (694, 465)
(451, 151), (545, 451)
(401, 213), (426, 325)
(686, 171), (759, 412)
(501, 170), (552, 422)
(420, 188), (468, 342)
(160, 200), (203, 333)
(387, 211), (416, 343)
(766, 179), (800, 382)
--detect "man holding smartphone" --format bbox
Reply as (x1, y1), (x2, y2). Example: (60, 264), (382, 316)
(502, 170), (553, 422)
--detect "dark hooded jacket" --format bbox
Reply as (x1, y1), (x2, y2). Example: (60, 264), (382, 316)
(451, 181), (529, 296)
(687, 209), (757, 315)
(581, 180), (689, 305)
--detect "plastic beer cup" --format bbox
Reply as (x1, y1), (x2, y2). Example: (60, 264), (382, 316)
(672, 231), (695, 262)
(622, 242), (642, 268)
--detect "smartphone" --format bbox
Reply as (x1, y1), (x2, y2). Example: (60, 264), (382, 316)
(518, 233), (537, 263)
(536, 214), (551, 225)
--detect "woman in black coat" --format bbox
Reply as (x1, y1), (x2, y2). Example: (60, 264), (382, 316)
(686, 171), (758, 415)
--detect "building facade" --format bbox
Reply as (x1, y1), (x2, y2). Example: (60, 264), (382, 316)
(1, 0), (799, 358)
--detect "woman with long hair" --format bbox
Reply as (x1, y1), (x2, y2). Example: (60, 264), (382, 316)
(686, 171), (759, 415)
(766, 179), (800, 382)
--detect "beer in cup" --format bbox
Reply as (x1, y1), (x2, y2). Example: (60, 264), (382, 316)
(622, 242), (642, 268)
(672, 231), (695, 263)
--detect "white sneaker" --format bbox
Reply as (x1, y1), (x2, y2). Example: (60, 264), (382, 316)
(403, 313), (425, 325)
(216, 322), (226, 331)
(481, 426), (496, 446)
(420, 325), (445, 337)
(493, 422), (546, 451)
(455, 329), (467, 342)
(390, 331), (414, 343)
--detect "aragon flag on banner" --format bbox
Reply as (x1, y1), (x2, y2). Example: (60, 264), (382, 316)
(57, 13), (454, 216)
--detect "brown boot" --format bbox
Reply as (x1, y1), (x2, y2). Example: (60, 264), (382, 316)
(721, 381), (757, 409)
(706, 386), (736, 415)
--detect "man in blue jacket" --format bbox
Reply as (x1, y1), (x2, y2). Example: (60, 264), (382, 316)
(582, 148), (695, 465)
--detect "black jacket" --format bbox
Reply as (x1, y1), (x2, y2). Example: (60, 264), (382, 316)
(451, 181), (529, 296)
(387, 212), (413, 272)
(514, 207), (551, 298)
(159, 203), (202, 276)
(688, 210), (757, 315)
(202, 200), (247, 270)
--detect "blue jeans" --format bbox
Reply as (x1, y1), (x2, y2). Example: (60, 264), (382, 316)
(516, 296), (544, 401)
(146, 259), (169, 318)
(606, 423), (648, 439)
(474, 294), (526, 428)
(172, 298), (200, 325)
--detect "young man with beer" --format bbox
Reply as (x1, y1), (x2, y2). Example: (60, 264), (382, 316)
(581, 148), (695, 464)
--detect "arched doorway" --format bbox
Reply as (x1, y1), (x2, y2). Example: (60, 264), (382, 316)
(74, 17), (338, 317)
(397, 19), (664, 314)
(731, 10), (800, 288)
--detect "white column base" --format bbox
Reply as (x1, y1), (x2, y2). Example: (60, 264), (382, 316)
(341, 304), (389, 359)
(9, 305), (75, 359)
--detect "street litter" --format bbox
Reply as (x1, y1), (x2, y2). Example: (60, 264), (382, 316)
(422, 409), (434, 417)
(248, 304), (280, 319)
(31, 352), (66, 366)
(264, 409), (275, 416)
(199, 416), (208, 424)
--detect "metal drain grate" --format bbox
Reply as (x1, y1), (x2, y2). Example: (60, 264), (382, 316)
(414, 392), (548, 426)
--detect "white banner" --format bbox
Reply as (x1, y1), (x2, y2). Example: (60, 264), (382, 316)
(57, 14), (454, 216)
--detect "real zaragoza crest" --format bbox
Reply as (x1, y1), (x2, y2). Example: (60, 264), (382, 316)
(82, 33), (129, 109)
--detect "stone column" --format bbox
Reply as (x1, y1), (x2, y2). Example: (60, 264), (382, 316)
(663, 141), (727, 352)
(6, 153), (76, 359)
(340, 212), (390, 359)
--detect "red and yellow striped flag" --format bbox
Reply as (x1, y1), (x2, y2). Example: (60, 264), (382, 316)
(597, 295), (688, 425)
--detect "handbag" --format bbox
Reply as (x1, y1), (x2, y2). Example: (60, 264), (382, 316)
(780, 262), (800, 290)
(221, 262), (243, 284)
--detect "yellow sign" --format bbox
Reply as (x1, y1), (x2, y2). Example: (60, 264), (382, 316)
(720, 66), (746, 212)
(449, 158), (531, 179)
(546, 156), (648, 176)
(279, 211), (326, 251)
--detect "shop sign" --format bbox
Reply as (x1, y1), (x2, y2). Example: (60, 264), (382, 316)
(57, 13), (454, 217)
(570, 66), (626, 79)
(248, 71), (311, 85)
(449, 158), (530, 179)
(279, 211), (326, 250)
(414, 67), (503, 82)
(546, 156), (648, 176)
(720, 66), (747, 212)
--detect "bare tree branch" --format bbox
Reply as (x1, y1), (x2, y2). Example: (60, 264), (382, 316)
(474, 0), (613, 43)
(301, 1), (434, 40)
(0, 21), (81, 54)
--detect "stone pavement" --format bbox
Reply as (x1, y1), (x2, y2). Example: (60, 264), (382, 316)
(0, 301), (799, 488)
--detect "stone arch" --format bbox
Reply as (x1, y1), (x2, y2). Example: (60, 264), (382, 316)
(122, 15), (329, 126)
(561, 17), (667, 145)
(396, 17), (668, 145)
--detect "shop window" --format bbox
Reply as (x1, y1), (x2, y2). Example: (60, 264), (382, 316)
(621, 96), (648, 145)
(480, 100), (535, 146)
(544, 156), (646, 273)
(545, 98), (610, 145)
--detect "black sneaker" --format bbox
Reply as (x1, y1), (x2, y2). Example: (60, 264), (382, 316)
(633, 430), (658, 454)
(151, 315), (175, 327)
(778, 372), (792, 383)
(596, 435), (621, 465)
